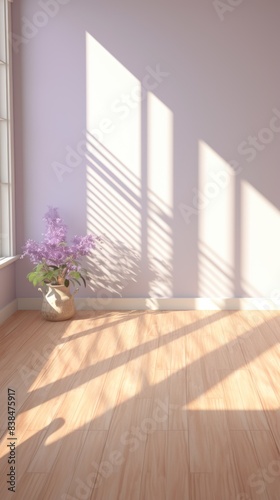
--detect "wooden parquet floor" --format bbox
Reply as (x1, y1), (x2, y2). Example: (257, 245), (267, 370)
(0, 310), (279, 499)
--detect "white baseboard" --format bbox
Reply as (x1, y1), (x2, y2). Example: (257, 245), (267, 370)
(17, 297), (280, 311)
(0, 299), (18, 325)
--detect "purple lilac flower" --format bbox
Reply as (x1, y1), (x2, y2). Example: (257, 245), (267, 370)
(43, 206), (67, 245)
(21, 207), (97, 270)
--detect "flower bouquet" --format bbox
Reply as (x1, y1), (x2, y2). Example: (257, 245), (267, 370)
(22, 206), (97, 288)
(21, 207), (99, 321)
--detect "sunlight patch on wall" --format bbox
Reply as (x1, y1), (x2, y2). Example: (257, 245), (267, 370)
(147, 93), (173, 297)
(241, 181), (280, 296)
(85, 33), (142, 295)
(198, 140), (235, 297)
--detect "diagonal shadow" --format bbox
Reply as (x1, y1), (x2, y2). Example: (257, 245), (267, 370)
(7, 310), (280, 422)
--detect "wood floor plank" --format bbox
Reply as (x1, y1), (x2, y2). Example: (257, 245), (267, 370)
(258, 312), (280, 343)
(13, 428), (47, 483)
(220, 369), (269, 431)
(170, 312), (187, 370)
(92, 398), (151, 500)
(186, 329), (205, 405)
(0, 430), (45, 494)
(0, 314), (66, 379)
(219, 313), (248, 370)
(135, 324), (159, 400)
(66, 430), (107, 499)
(66, 377), (106, 432)
(39, 430), (87, 499)
(27, 418), (69, 473)
(230, 430), (270, 500)
(190, 474), (214, 500)
(251, 430), (280, 500)
(14, 473), (47, 500)
(240, 338), (280, 450)
(0, 311), (40, 345)
(199, 334), (224, 398)
(151, 370), (169, 430)
(234, 369), (270, 430)
(201, 311), (231, 370)
(167, 431), (189, 499)
(206, 398), (241, 499)
(89, 364), (127, 431)
(188, 396), (211, 473)
(168, 369), (188, 430)
(155, 313), (174, 371)
(139, 430), (167, 500)
(117, 355), (145, 401)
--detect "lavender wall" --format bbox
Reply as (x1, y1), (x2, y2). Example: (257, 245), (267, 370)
(13, 0), (280, 300)
(0, 264), (16, 310)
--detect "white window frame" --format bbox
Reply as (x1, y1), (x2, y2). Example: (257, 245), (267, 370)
(0, 0), (16, 266)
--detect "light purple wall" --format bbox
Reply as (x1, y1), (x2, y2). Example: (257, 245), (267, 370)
(0, 264), (16, 309)
(13, 0), (280, 300)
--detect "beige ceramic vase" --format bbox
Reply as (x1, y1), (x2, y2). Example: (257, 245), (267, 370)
(39, 284), (78, 321)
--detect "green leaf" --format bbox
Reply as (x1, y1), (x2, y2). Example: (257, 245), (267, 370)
(27, 272), (37, 281)
(35, 263), (44, 271)
(69, 271), (81, 279)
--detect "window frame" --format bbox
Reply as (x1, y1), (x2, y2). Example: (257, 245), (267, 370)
(0, 0), (16, 265)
